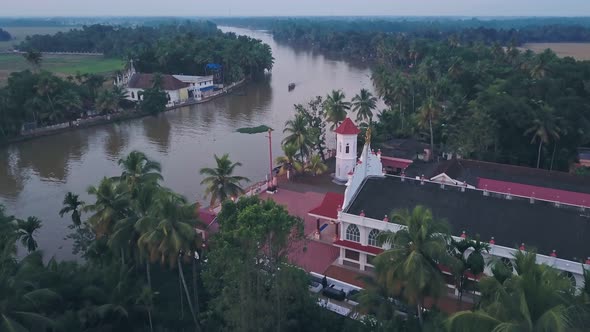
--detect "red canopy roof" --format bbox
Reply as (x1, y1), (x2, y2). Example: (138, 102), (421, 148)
(308, 192), (344, 221)
(335, 118), (360, 135)
(333, 239), (384, 255)
(381, 156), (413, 170)
(477, 177), (590, 207)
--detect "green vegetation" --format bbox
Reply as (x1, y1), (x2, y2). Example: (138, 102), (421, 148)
(18, 22), (274, 83)
(0, 27), (78, 51)
(236, 124), (273, 134)
(247, 18), (590, 170)
(0, 150), (365, 332)
(0, 54), (124, 75)
(0, 70), (132, 139)
(199, 154), (250, 206)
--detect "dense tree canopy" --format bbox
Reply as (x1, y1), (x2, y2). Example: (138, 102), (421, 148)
(0, 28), (11, 41)
(18, 22), (274, 83)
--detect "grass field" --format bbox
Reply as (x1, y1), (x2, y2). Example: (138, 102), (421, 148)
(0, 54), (124, 84)
(523, 43), (590, 61)
(0, 26), (124, 84)
(0, 26), (79, 51)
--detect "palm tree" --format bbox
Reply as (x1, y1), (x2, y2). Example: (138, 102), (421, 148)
(446, 251), (581, 332)
(275, 143), (302, 180)
(59, 192), (85, 228)
(16, 217), (42, 253)
(449, 237), (490, 309)
(375, 206), (450, 326)
(417, 96), (440, 155)
(116, 150), (163, 198)
(525, 104), (560, 169)
(96, 90), (119, 114)
(351, 89), (377, 124)
(324, 90), (351, 130)
(137, 192), (202, 332)
(54, 90), (82, 126)
(391, 74), (410, 129)
(282, 114), (313, 163)
(35, 72), (59, 124)
(84, 177), (129, 236)
(200, 154), (249, 206)
(305, 154), (328, 176)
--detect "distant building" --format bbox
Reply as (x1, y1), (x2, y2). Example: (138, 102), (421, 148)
(115, 60), (218, 106)
(309, 119), (590, 292)
(126, 73), (189, 106)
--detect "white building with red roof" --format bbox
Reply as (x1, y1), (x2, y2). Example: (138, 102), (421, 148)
(334, 118), (361, 183)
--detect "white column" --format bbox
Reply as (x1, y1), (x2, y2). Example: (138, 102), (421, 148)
(359, 225), (368, 246)
(338, 247), (344, 265)
(360, 253), (367, 271)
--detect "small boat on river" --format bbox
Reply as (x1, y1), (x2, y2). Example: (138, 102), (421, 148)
(288, 83), (296, 91)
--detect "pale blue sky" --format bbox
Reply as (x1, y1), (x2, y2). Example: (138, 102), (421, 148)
(4, 0), (590, 17)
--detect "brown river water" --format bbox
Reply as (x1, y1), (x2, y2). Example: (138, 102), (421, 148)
(0, 27), (380, 260)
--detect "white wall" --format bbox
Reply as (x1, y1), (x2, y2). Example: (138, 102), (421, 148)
(335, 133), (357, 181)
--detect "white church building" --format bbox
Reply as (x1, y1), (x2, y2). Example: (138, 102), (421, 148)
(311, 118), (590, 291)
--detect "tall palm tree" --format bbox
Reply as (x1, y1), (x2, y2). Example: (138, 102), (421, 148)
(446, 251), (581, 332)
(84, 177), (129, 236)
(282, 114), (313, 163)
(137, 192), (202, 332)
(449, 237), (490, 309)
(305, 154), (328, 176)
(324, 90), (351, 130)
(16, 217), (42, 253)
(35, 72), (59, 124)
(525, 104), (560, 169)
(375, 206), (450, 326)
(275, 143), (302, 180)
(351, 89), (377, 124)
(200, 154), (249, 206)
(59, 192), (85, 228)
(417, 96), (440, 155)
(116, 150), (163, 198)
(391, 74), (410, 129)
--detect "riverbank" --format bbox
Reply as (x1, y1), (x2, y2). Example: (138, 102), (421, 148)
(0, 79), (246, 147)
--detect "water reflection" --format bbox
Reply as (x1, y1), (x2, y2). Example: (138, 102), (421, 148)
(15, 131), (89, 182)
(104, 123), (130, 160)
(142, 115), (172, 154)
(0, 149), (25, 201)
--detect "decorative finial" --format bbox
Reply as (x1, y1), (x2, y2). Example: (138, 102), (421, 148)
(365, 127), (372, 144)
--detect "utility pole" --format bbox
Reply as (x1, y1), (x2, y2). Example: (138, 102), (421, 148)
(268, 128), (273, 180)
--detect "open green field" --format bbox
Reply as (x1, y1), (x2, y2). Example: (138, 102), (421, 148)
(523, 43), (590, 61)
(0, 54), (124, 84)
(0, 26), (79, 51)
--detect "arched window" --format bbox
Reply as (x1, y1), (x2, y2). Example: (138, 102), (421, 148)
(368, 229), (380, 247)
(345, 143), (350, 154)
(166, 93), (171, 101)
(339, 143), (342, 153)
(346, 224), (360, 242)
(131, 91), (135, 99)
(564, 271), (577, 287)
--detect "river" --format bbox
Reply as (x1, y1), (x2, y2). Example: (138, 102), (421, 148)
(0, 26), (380, 260)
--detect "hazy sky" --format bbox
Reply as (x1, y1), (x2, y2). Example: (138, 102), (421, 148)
(4, 0), (590, 17)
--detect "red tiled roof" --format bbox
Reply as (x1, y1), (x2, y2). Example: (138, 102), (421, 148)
(477, 177), (590, 207)
(128, 73), (189, 91)
(381, 156), (413, 170)
(308, 192), (344, 221)
(335, 118), (360, 135)
(333, 239), (384, 255)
